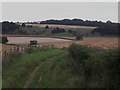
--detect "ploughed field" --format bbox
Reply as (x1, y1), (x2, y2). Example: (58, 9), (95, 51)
(7, 37), (71, 44)
(1, 37), (118, 53)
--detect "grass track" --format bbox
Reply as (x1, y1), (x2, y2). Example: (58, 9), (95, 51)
(3, 49), (63, 88)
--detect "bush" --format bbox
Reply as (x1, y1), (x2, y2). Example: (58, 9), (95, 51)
(45, 25), (49, 29)
(103, 49), (120, 88)
(0, 36), (8, 44)
(85, 48), (120, 88)
(51, 27), (65, 34)
(72, 31), (83, 40)
(22, 23), (26, 27)
(68, 44), (90, 64)
(75, 35), (83, 40)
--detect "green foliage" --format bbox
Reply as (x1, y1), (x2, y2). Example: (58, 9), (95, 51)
(72, 31), (83, 40)
(68, 44), (90, 63)
(75, 35), (83, 40)
(0, 36), (8, 44)
(51, 27), (65, 34)
(2, 21), (19, 34)
(103, 49), (120, 88)
(3, 44), (119, 88)
(3, 49), (62, 88)
(22, 23), (26, 27)
(40, 19), (118, 36)
(68, 44), (120, 88)
(45, 25), (49, 29)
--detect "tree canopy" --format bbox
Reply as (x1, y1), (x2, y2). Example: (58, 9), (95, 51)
(40, 19), (119, 35)
(0, 36), (8, 44)
(2, 21), (20, 34)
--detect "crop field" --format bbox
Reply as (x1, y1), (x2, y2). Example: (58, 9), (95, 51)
(27, 24), (97, 29)
(46, 37), (118, 49)
(75, 37), (118, 49)
(1, 37), (118, 53)
(7, 37), (71, 44)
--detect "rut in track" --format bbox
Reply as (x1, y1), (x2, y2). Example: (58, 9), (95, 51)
(24, 64), (40, 88)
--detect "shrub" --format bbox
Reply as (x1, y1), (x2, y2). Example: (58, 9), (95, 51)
(22, 23), (26, 27)
(68, 44), (90, 64)
(103, 49), (120, 88)
(75, 35), (83, 40)
(51, 27), (65, 34)
(45, 25), (49, 29)
(0, 36), (8, 44)
(72, 31), (83, 40)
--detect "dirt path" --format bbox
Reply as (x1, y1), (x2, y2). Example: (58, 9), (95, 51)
(24, 65), (40, 88)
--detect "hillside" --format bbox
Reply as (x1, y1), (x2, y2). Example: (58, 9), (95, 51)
(25, 24), (97, 37)
(40, 19), (118, 36)
(2, 20), (119, 36)
(2, 45), (120, 88)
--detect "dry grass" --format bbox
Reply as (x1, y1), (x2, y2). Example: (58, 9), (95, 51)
(1, 44), (15, 53)
(27, 24), (97, 29)
(33, 37), (118, 49)
(75, 37), (118, 49)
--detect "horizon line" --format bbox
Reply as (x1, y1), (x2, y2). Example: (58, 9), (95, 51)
(0, 18), (118, 23)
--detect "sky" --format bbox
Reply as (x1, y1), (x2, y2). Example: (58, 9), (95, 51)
(2, 2), (118, 22)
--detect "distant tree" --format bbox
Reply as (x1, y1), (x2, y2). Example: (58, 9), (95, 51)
(106, 20), (112, 24)
(73, 31), (83, 40)
(40, 19), (118, 35)
(51, 27), (65, 34)
(45, 25), (49, 29)
(22, 23), (26, 27)
(68, 30), (73, 33)
(2, 21), (20, 33)
(75, 35), (83, 40)
(0, 36), (8, 44)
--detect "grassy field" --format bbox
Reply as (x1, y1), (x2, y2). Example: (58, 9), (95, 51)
(2, 45), (120, 88)
(3, 48), (63, 88)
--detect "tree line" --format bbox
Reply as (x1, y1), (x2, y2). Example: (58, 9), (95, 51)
(2, 19), (119, 36)
(2, 21), (20, 34)
(40, 19), (119, 36)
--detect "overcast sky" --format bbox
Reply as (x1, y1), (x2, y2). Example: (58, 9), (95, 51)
(2, 2), (118, 22)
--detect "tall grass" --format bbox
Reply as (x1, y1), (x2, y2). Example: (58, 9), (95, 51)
(68, 44), (120, 88)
